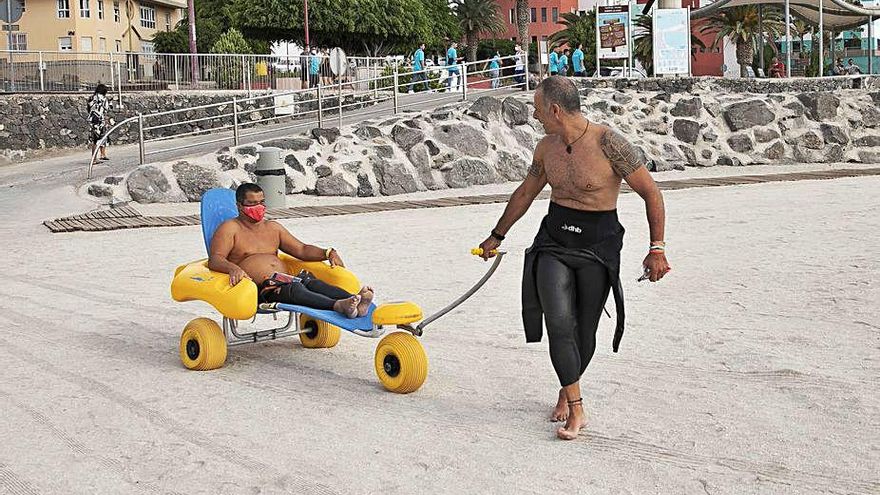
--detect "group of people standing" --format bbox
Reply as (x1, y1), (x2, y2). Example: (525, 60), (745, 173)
(548, 44), (587, 77)
(407, 41), (530, 93)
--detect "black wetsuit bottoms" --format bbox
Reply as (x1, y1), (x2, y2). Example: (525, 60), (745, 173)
(258, 272), (353, 310)
(537, 203), (619, 386)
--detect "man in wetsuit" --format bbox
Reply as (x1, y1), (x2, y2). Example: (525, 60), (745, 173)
(478, 76), (670, 440)
(209, 183), (374, 318)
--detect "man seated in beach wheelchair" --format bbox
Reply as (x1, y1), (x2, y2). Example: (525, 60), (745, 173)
(170, 183), (429, 393)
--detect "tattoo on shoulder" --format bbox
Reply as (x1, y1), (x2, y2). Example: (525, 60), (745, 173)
(528, 157), (544, 177)
(600, 129), (645, 178)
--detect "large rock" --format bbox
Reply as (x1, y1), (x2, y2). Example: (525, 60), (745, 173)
(354, 125), (382, 140)
(613, 92), (633, 105)
(512, 126), (535, 149)
(467, 96), (502, 122)
(127, 165), (173, 204)
(258, 137), (313, 151)
(434, 123), (489, 156)
(716, 156), (742, 166)
(235, 145), (258, 156)
(702, 129), (718, 143)
(754, 127), (780, 143)
(723, 100), (775, 131)
(727, 134), (754, 153)
(103, 176), (123, 185)
(315, 165), (332, 178)
(670, 97), (702, 118)
(315, 173), (357, 196)
(820, 124), (849, 145)
(853, 135), (880, 147)
(792, 131), (824, 150)
(87, 184), (113, 198)
(764, 141), (786, 160)
(217, 154), (239, 171)
(285, 155), (305, 174)
(672, 119), (700, 145)
(374, 145), (395, 159)
(443, 158), (501, 188)
(371, 157), (421, 195)
(391, 125), (424, 151)
(797, 93), (840, 121)
(496, 151), (530, 181)
(310, 127), (341, 144)
(173, 161), (221, 202)
(858, 105), (880, 128)
(356, 173), (375, 197)
(502, 97), (529, 126)
(857, 150), (880, 163)
(425, 140), (441, 156)
(407, 143), (443, 190)
(641, 119), (669, 135)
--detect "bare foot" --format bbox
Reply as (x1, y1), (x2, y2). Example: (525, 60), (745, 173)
(357, 286), (374, 317)
(333, 295), (361, 318)
(556, 400), (587, 440)
(550, 388), (568, 422)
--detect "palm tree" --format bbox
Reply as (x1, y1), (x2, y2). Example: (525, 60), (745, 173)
(515, 0), (529, 49)
(548, 10), (596, 73)
(700, 6), (783, 77)
(633, 14), (706, 75)
(453, 0), (505, 63)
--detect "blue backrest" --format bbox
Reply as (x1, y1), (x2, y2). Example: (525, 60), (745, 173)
(200, 188), (238, 255)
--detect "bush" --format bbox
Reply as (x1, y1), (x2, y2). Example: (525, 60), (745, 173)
(371, 64), (446, 92)
(209, 28), (252, 89)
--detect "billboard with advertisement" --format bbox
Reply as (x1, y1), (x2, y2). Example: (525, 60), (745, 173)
(653, 8), (691, 75)
(597, 5), (630, 60)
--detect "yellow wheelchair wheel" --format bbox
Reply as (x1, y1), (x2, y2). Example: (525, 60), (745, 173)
(299, 316), (341, 348)
(374, 332), (428, 394)
(179, 317), (227, 370)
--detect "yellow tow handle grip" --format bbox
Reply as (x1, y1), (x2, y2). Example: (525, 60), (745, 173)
(471, 248), (499, 256)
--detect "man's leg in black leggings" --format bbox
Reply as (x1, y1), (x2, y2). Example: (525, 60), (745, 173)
(264, 281), (340, 310)
(574, 261), (611, 377)
(535, 254), (580, 387)
(302, 278), (353, 300)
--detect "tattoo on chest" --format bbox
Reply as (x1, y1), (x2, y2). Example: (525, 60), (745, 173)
(600, 130), (644, 178)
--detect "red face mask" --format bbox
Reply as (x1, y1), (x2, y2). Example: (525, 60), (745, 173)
(241, 204), (266, 222)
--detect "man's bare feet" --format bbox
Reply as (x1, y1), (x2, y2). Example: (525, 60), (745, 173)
(551, 388), (568, 422)
(357, 286), (374, 317)
(556, 399), (587, 440)
(333, 295), (361, 318)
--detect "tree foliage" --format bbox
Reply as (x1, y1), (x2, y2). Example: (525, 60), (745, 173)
(230, 0), (459, 56)
(152, 0), (267, 53)
(453, 0), (505, 62)
(700, 6), (783, 76)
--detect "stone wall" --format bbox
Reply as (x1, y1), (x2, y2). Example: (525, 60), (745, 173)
(0, 91), (377, 163)
(79, 77), (880, 202)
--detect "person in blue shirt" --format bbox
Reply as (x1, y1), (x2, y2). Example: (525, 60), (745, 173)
(409, 43), (430, 93)
(572, 44), (585, 77)
(446, 42), (462, 92)
(485, 50), (502, 89)
(308, 48), (321, 88)
(548, 47), (560, 76)
(559, 49), (570, 77)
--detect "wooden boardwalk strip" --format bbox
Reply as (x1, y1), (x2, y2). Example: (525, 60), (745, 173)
(44, 167), (880, 233)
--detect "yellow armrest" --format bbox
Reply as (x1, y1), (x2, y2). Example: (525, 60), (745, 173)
(170, 259), (258, 320)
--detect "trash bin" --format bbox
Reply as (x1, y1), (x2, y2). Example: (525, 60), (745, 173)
(254, 147), (286, 208)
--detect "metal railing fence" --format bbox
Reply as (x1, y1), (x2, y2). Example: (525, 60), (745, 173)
(87, 54), (531, 178)
(0, 50), (395, 94)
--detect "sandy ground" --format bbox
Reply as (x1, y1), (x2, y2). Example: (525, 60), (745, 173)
(1, 173), (878, 494)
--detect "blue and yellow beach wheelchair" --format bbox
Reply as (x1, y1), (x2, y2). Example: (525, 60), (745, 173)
(170, 188), (431, 393)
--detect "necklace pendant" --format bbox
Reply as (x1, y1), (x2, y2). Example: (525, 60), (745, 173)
(566, 145), (572, 154)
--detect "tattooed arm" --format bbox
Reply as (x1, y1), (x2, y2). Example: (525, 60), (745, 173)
(478, 140), (549, 258)
(602, 128), (671, 281)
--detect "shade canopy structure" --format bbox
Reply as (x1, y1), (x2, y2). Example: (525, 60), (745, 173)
(691, 0), (880, 31)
